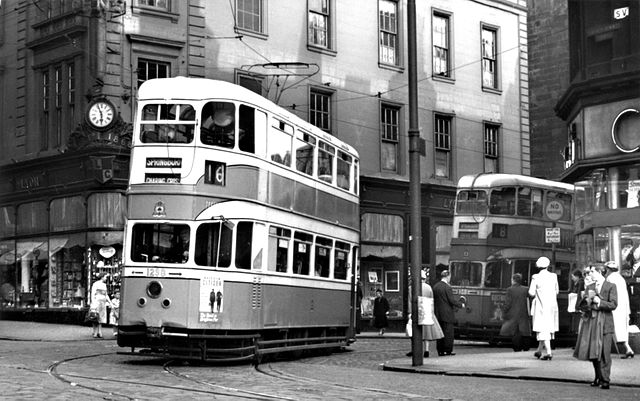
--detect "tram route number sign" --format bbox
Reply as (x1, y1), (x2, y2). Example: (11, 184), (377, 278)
(545, 227), (561, 244)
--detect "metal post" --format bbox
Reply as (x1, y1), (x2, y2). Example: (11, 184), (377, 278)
(408, 0), (423, 367)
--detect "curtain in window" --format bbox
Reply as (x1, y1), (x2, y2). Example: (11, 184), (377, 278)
(17, 202), (48, 236)
(361, 213), (403, 243)
(88, 193), (126, 229)
(50, 196), (86, 232)
(0, 206), (15, 238)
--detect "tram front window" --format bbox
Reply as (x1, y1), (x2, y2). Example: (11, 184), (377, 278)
(131, 223), (190, 263)
(456, 190), (488, 215)
(485, 260), (512, 288)
(450, 261), (482, 286)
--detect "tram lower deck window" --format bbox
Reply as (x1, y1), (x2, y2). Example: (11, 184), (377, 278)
(131, 223), (190, 263)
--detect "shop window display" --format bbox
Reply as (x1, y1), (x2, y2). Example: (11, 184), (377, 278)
(0, 240), (16, 307)
(16, 238), (48, 308)
(49, 233), (86, 308)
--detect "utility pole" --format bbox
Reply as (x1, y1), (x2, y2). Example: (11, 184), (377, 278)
(407, 0), (423, 367)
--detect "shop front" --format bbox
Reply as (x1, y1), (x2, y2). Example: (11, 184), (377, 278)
(359, 177), (454, 332)
(0, 149), (129, 323)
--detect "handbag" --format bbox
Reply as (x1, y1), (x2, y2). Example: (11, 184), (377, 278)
(417, 296), (434, 325)
(84, 309), (100, 323)
(567, 293), (577, 313)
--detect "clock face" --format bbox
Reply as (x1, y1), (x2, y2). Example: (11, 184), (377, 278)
(88, 101), (115, 128)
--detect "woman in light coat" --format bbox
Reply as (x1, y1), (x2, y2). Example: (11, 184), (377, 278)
(90, 273), (111, 338)
(605, 261), (634, 358)
(528, 256), (559, 360)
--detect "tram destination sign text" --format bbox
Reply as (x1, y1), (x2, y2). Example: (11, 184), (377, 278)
(146, 157), (182, 168)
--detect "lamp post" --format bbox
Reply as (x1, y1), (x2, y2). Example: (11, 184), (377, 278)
(407, 0), (423, 367)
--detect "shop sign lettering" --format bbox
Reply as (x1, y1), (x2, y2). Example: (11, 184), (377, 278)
(17, 173), (45, 190)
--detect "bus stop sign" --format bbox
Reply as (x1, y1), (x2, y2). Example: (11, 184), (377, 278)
(545, 227), (561, 244)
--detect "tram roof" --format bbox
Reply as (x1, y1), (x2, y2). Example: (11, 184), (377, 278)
(457, 173), (575, 192)
(137, 77), (359, 157)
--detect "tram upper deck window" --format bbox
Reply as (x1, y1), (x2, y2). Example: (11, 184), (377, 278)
(295, 131), (315, 176)
(268, 226), (291, 273)
(334, 241), (350, 280)
(194, 222), (232, 267)
(517, 187), (543, 217)
(131, 223), (190, 263)
(547, 191), (572, 222)
(201, 102), (235, 148)
(293, 231), (313, 275)
(449, 261), (482, 286)
(489, 187), (516, 215)
(337, 151), (352, 191)
(455, 190), (488, 214)
(140, 104), (195, 143)
(318, 141), (335, 183)
(268, 119), (293, 166)
(238, 105), (256, 154)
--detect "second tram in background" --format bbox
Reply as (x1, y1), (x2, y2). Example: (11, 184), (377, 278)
(448, 173), (576, 343)
(117, 77), (360, 362)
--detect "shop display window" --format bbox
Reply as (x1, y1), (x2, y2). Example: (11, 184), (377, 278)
(575, 165), (640, 218)
(16, 237), (48, 308)
(50, 196), (86, 232)
(50, 233), (86, 308)
(0, 240), (16, 308)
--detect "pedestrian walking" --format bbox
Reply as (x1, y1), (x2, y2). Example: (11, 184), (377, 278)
(90, 273), (111, 338)
(433, 270), (464, 356)
(499, 273), (531, 351)
(406, 270), (444, 358)
(605, 261), (634, 358)
(355, 280), (364, 334)
(528, 256), (558, 360)
(372, 288), (390, 336)
(573, 264), (618, 389)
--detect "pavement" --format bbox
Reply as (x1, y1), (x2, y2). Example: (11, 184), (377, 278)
(2, 320), (640, 388)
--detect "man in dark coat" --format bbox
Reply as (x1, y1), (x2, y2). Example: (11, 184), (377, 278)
(500, 273), (531, 351)
(590, 264), (618, 389)
(433, 270), (464, 356)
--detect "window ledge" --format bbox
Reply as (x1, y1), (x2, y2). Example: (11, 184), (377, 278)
(234, 27), (268, 41)
(482, 86), (502, 95)
(433, 74), (455, 84)
(378, 62), (404, 73)
(307, 45), (337, 57)
(132, 6), (180, 23)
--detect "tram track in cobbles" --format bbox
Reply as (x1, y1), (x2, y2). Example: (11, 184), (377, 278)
(44, 350), (427, 400)
(47, 352), (291, 400)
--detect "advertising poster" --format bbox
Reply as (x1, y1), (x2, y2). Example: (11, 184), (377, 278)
(199, 275), (224, 323)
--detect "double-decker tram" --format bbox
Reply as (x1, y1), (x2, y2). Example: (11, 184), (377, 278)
(448, 174), (576, 343)
(117, 78), (360, 362)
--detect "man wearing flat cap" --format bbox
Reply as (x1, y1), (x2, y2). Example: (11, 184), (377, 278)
(433, 270), (465, 356)
(605, 261), (634, 358)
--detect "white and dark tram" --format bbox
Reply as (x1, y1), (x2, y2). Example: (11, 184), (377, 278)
(117, 78), (360, 362)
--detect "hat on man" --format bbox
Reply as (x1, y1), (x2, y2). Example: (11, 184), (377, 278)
(604, 260), (619, 271)
(536, 256), (550, 269)
(440, 270), (450, 278)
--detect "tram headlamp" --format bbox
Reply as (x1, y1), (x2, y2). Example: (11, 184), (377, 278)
(147, 281), (163, 299)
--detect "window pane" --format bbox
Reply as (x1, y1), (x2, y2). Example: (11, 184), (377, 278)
(50, 196), (86, 232)
(88, 193), (126, 229)
(131, 224), (190, 264)
(17, 202), (48, 235)
(200, 102), (235, 148)
(450, 261), (482, 286)
(295, 132), (315, 175)
(489, 187), (516, 215)
(235, 222), (253, 270)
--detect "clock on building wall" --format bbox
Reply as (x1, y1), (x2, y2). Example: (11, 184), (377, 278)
(86, 98), (117, 129)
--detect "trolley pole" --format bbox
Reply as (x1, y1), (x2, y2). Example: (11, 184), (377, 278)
(408, 0), (423, 367)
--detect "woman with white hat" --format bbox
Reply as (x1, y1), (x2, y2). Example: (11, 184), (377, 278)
(528, 256), (559, 360)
